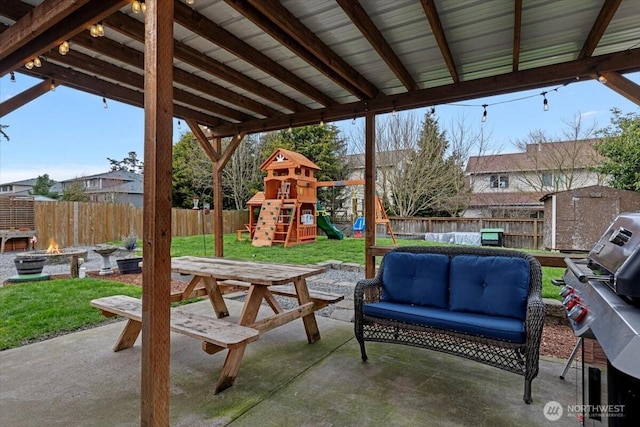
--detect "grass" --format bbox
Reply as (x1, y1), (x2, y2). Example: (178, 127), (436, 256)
(0, 279), (141, 350)
(1, 233), (564, 351)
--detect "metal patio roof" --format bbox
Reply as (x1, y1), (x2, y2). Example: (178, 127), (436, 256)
(1, 0), (639, 135)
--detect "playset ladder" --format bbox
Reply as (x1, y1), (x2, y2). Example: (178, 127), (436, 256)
(252, 199), (283, 247)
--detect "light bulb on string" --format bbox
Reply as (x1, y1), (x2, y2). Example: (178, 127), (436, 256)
(33, 57), (42, 67)
(10, 72), (16, 82)
(351, 116), (356, 125)
(25, 61), (34, 69)
(177, 120), (182, 130)
(428, 106), (436, 118)
(542, 93), (549, 111)
(97, 21), (105, 37)
(132, 0), (141, 13)
(481, 104), (488, 123)
(59, 40), (70, 55)
(103, 97), (108, 109)
(50, 79), (56, 91)
(186, 0), (195, 4)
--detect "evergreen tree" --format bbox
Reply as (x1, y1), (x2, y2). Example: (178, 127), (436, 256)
(30, 174), (58, 199)
(595, 108), (640, 191)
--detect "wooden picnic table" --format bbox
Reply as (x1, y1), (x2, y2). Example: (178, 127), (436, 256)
(93, 256), (341, 394)
(170, 256), (340, 392)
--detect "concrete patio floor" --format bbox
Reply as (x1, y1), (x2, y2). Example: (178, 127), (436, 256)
(1, 298), (582, 426)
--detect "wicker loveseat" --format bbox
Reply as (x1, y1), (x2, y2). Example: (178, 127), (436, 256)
(354, 246), (545, 404)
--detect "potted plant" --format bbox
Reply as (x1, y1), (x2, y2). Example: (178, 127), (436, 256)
(14, 254), (47, 275)
(116, 232), (142, 274)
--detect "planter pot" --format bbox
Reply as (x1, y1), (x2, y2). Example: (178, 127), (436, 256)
(14, 256), (46, 275)
(116, 257), (143, 274)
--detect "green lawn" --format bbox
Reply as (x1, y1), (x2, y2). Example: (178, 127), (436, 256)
(0, 279), (141, 350)
(1, 233), (563, 351)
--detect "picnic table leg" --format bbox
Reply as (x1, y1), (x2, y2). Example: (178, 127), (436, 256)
(263, 290), (283, 314)
(202, 277), (230, 318)
(214, 345), (248, 394)
(238, 285), (267, 325)
(293, 278), (321, 343)
(180, 276), (202, 300)
(113, 319), (142, 351)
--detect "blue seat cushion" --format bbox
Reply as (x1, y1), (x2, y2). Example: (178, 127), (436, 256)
(363, 301), (525, 343)
(449, 255), (530, 320)
(381, 252), (449, 308)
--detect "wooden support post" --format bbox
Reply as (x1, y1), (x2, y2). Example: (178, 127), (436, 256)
(213, 137), (224, 257)
(141, 1), (173, 425)
(365, 112), (376, 278)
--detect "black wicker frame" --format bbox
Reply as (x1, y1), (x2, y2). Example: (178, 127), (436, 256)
(354, 246), (545, 404)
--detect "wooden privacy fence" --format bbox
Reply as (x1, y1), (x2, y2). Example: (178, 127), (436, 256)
(387, 217), (544, 250)
(33, 201), (248, 249)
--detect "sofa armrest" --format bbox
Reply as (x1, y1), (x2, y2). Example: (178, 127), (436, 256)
(524, 263), (545, 380)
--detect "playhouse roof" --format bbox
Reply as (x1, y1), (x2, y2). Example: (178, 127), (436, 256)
(260, 148), (321, 172)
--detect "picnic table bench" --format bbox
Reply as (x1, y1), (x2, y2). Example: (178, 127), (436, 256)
(91, 295), (259, 393)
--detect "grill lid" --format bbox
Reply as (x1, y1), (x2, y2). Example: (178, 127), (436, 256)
(588, 212), (640, 298)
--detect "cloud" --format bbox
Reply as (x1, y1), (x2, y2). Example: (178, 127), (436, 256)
(580, 111), (598, 118)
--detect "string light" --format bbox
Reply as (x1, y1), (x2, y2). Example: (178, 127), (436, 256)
(10, 72), (15, 82)
(132, 0), (146, 13)
(185, 0), (195, 4)
(177, 120), (182, 130)
(50, 78), (56, 91)
(596, 71), (607, 84)
(481, 104), (488, 123)
(33, 57), (42, 67)
(428, 106), (436, 118)
(25, 61), (34, 69)
(542, 92), (549, 111)
(58, 40), (70, 55)
(97, 21), (105, 37)
(352, 116), (356, 125)
(391, 104), (397, 116)
(102, 97), (108, 109)
(320, 115), (325, 127)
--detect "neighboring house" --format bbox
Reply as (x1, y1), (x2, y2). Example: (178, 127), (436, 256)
(0, 178), (38, 195)
(341, 150), (405, 219)
(464, 139), (604, 218)
(540, 185), (640, 251)
(58, 170), (144, 207)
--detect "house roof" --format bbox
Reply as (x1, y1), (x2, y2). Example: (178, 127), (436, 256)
(260, 148), (320, 171)
(468, 191), (546, 208)
(465, 139), (603, 174)
(58, 170), (142, 183)
(539, 184), (638, 202)
(0, 178), (38, 187)
(1, 1), (638, 137)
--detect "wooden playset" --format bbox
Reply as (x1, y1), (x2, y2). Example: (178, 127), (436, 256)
(246, 149), (320, 247)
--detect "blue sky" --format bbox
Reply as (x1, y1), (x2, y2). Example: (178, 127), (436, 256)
(1, 72), (638, 184)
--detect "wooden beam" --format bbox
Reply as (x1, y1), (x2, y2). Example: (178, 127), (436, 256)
(512, 0), (522, 72)
(579, 0), (623, 59)
(141, 0), (173, 425)
(51, 50), (253, 121)
(19, 61), (224, 127)
(172, 1), (335, 108)
(597, 71), (640, 105)
(420, 0), (459, 83)
(224, 0), (370, 100)
(0, 79), (52, 117)
(213, 137), (224, 257)
(0, 0), (90, 59)
(364, 112), (376, 278)
(186, 119), (219, 163)
(0, 0), (129, 76)
(335, 0), (417, 91)
(211, 48), (640, 137)
(219, 132), (246, 170)
(85, 14), (282, 117)
(246, 0), (378, 99)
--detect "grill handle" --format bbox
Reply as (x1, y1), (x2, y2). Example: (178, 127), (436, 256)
(564, 257), (613, 283)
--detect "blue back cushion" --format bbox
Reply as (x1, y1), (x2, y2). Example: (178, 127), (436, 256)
(449, 255), (530, 320)
(381, 252), (449, 308)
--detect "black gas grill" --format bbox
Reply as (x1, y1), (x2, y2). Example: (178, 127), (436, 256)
(561, 212), (640, 426)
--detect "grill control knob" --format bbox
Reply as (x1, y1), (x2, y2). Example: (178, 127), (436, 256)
(560, 285), (574, 298)
(609, 227), (632, 246)
(568, 305), (588, 323)
(562, 294), (580, 309)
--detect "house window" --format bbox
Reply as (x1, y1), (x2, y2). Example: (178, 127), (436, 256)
(490, 175), (509, 189)
(542, 173), (553, 187)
